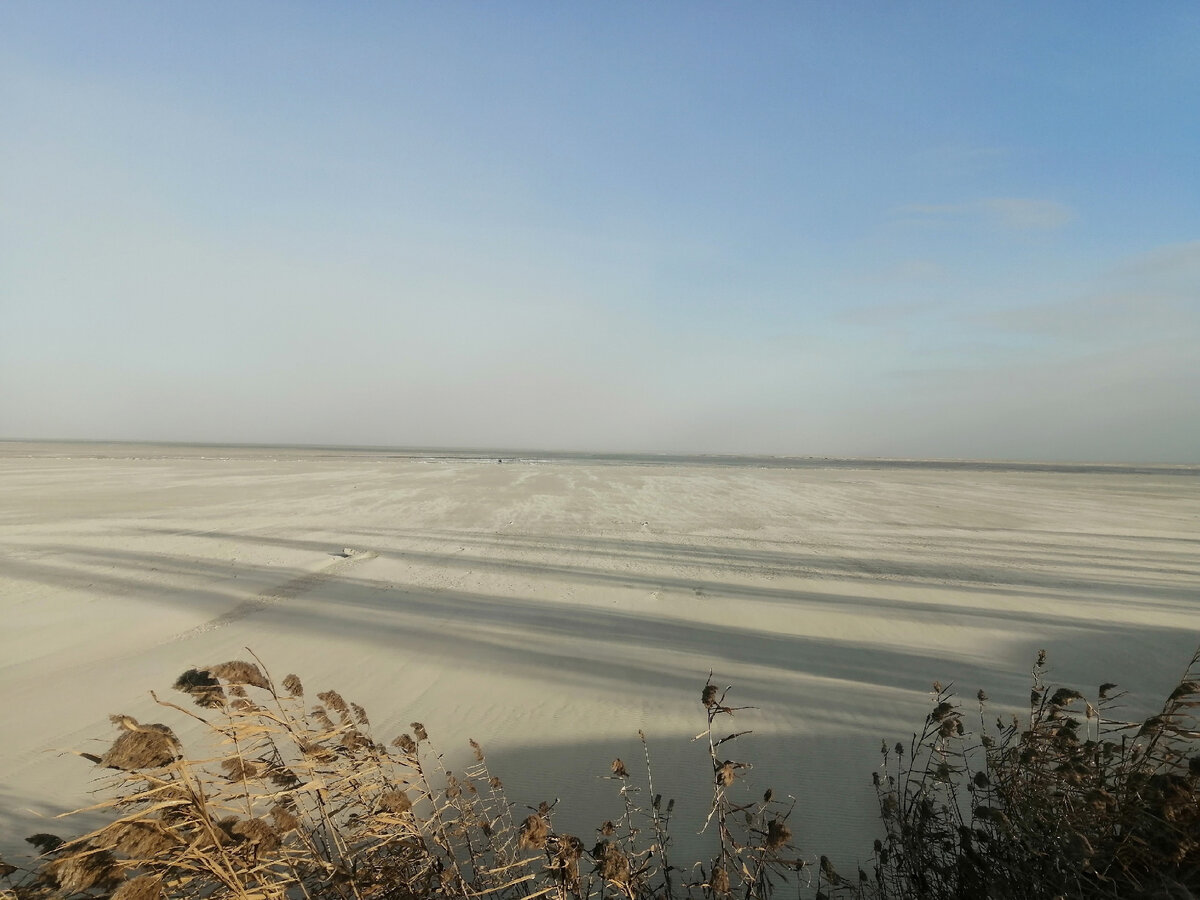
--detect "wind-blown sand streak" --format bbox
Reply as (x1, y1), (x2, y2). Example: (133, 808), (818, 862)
(1, 442), (1198, 867)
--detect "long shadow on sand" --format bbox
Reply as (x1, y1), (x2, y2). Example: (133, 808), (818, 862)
(8, 530), (1200, 871)
(126, 524), (1200, 611)
(12, 538), (1198, 715)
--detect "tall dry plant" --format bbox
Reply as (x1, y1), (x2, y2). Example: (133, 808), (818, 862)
(3, 659), (806, 900)
(864, 648), (1200, 900)
(691, 677), (800, 900)
(9, 647), (1199, 900)
(5, 655), (545, 900)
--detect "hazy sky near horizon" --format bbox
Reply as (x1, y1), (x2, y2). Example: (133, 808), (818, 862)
(2, 4), (1198, 461)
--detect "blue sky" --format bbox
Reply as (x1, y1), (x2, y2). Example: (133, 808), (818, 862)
(2, 3), (1197, 460)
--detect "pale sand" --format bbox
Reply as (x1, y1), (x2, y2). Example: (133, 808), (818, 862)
(2, 442), (1199, 868)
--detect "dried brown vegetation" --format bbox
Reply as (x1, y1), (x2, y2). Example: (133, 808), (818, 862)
(860, 647), (1200, 900)
(4, 649), (1200, 900)
(2, 654), (792, 900)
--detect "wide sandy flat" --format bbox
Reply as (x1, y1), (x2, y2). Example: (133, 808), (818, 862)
(2, 443), (1198, 868)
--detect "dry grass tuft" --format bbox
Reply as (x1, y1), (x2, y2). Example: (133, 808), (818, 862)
(219, 757), (259, 782)
(171, 668), (224, 708)
(281, 674), (303, 697)
(25, 834), (64, 855)
(393, 733), (418, 754)
(378, 790), (413, 815)
(41, 846), (121, 894)
(867, 647), (1200, 900)
(594, 841), (630, 884)
(315, 690), (350, 720)
(98, 822), (178, 858)
(226, 818), (281, 852)
(11, 646), (1200, 900)
(109, 873), (163, 900)
(208, 661), (270, 691)
(99, 726), (178, 771)
(765, 820), (791, 852)
(518, 814), (548, 850)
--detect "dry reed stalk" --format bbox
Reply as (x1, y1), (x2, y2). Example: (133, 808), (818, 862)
(19, 654), (556, 900)
(869, 647), (1200, 900)
(22, 645), (1198, 900)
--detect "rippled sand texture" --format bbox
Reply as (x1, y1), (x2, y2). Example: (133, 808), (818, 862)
(3, 443), (1198, 864)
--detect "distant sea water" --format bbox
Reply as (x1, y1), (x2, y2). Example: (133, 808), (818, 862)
(1, 439), (1197, 477)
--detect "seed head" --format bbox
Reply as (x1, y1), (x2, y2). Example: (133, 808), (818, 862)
(710, 865), (729, 894)
(1049, 688), (1084, 707)
(209, 661), (269, 690)
(267, 766), (300, 788)
(378, 790), (413, 814)
(42, 847), (120, 894)
(102, 821), (178, 858)
(100, 728), (179, 770)
(26, 834), (64, 856)
(594, 841), (629, 884)
(229, 818), (281, 852)
(173, 669), (224, 708)
(111, 874), (163, 900)
(931, 701), (955, 721)
(317, 691), (350, 721)
(765, 818), (791, 851)
(271, 805), (300, 834)
(518, 815), (548, 850)
(820, 856), (842, 884)
(310, 706), (335, 730)
(393, 734), (418, 754)
(221, 758), (259, 782)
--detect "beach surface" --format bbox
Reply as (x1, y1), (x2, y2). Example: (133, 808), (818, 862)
(2, 442), (1198, 868)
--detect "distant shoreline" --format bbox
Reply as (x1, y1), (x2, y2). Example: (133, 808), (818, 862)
(1, 438), (1196, 476)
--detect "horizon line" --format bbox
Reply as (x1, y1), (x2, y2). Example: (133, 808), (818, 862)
(2, 437), (1197, 474)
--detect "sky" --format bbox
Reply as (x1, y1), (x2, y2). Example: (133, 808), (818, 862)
(1, 3), (1197, 462)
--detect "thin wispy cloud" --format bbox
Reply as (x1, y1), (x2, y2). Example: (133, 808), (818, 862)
(897, 197), (1075, 230)
(981, 198), (1075, 230)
